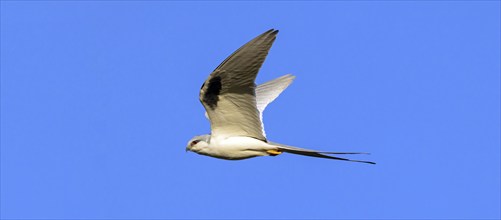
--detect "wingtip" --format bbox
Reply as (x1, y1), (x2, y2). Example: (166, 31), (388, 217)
(278, 74), (296, 81)
(265, 28), (279, 35)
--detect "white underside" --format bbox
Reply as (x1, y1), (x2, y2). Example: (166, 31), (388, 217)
(197, 136), (277, 160)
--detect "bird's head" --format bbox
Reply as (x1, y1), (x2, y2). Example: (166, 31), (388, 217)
(186, 135), (210, 153)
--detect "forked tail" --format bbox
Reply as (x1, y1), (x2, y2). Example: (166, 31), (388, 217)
(270, 142), (375, 164)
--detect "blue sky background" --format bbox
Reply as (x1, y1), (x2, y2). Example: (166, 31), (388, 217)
(1, 1), (500, 219)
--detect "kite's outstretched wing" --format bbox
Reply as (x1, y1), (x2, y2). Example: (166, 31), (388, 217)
(255, 74), (295, 137)
(200, 29), (278, 141)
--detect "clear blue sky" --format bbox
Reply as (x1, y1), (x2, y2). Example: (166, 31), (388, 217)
(1, 1), (500, 219)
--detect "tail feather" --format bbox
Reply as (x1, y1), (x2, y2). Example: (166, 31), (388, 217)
(270, 142), (375, 164)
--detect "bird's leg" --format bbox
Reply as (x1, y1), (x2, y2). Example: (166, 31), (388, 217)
(266, 149), (282, 156)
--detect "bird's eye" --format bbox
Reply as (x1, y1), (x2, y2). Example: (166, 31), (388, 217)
(191, 140), (200, 146)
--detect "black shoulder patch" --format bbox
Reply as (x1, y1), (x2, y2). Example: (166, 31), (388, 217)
(202, 76), (222, 110)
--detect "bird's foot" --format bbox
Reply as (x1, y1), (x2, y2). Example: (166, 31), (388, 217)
(266, 149), (282, 156)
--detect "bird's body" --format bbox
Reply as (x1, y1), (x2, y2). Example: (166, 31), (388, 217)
(190, 135), (275, 160)
(186, 29), (375, 164)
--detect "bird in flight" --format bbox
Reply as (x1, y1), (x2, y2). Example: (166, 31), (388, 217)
(186, 29), (375, 164)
